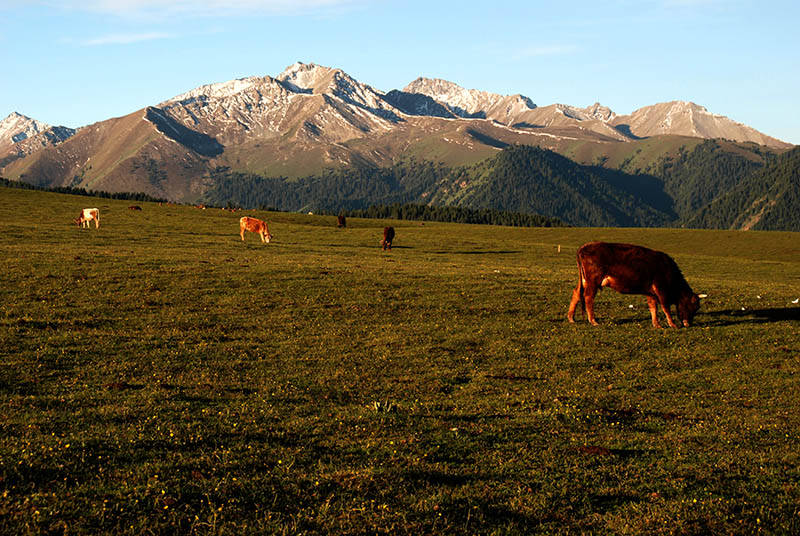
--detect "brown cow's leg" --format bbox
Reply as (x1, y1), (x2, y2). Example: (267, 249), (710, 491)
(654, 291), (679, 328)
(567, 283), (582, 323)
(584, 284), (600, 325)
(661, 306), (678, 328)
(646, 296), (662, 328)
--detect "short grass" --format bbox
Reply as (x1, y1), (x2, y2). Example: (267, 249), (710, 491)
(1, 186), (798, 535)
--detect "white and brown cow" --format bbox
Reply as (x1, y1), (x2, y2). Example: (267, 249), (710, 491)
(75, 208), (100, 228)
(239, 216), (273, 243)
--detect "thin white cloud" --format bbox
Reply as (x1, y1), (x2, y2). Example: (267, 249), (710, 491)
(84, 31), (172, 45)
(38, 0), (364, 17)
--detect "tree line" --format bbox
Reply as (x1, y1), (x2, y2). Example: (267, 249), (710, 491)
(0, 177), (167, 203)
(324, 203), (565, 227)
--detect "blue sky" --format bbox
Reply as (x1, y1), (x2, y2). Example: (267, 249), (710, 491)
(1, 0), (798, 144)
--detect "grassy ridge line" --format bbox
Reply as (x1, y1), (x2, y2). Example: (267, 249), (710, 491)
(1, 186), (798, 534)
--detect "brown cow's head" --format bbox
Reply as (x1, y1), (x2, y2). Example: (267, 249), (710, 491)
(264, 231), (273, 244)
(678, 293), (701, 327)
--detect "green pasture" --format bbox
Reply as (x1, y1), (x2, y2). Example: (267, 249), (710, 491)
(1, 186), (798, 534)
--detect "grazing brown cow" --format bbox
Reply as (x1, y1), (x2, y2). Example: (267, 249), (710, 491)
(382, 226), (395, 250)
(239, 216), (272, 243)
(567, 242), (701, 328)
(128, 205), (142, 211)
(76, 208), (100, 228)
(337, 215), (346, 228)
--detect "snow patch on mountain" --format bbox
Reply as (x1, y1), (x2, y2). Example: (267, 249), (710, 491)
(403, 77), (536, 119)
(0, 112), (50, 144)
(162, 77), (270, 105)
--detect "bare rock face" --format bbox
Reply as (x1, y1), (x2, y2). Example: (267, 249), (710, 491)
(0, 112), (75, 160)
(610, 101), (793, 149)
(402, 77), (537, 123)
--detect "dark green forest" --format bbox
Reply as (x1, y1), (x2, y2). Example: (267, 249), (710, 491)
(643, 140), (771, 221)
(202, 141), (799, 229)
(8, 139), (797, 230)
(435, 145), (676, 227)
(685, 145), (800, 231)
(327, 203), (565, 228)
(202, 159), (448, 213)
(0, 177), (167, 203)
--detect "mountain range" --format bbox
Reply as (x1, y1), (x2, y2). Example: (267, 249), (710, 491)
(1, 62), (796, 229)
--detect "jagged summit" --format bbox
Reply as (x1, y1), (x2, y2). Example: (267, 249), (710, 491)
(403, 77), (536, 121)
(162, 76), (274, 105)
(277, 61), (337, 93)
(0, 112), (50, 144)
(583, 102), (616, 122)
(2, 60), (793, 205)
(610, 100), (788, 146)
(0, 112), (75, 158)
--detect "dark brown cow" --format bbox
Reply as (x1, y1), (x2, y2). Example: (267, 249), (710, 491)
(337, 215), (346, 228)
(239, 216), (273, 243)
(567, 242), (701, 328)
(382, 226), (395, 250)
(128, 205), (142, 211)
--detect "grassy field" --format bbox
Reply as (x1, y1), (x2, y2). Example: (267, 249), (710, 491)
(1, 186), (798, 535)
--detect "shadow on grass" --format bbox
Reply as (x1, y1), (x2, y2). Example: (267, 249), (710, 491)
(702, 307), (800, 326)
(567, 307), (799, 328)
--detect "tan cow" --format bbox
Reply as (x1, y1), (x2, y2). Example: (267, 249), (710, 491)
(76, 208), (100, 228)
(239, 216), (272, 243)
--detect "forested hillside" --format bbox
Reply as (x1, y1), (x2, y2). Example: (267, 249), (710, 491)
(331, 203), (565, 227)
(643, 139), (770, 220)
(685, 146), (800, 230)
(429, 145), (676, 227)
(203, 147), (676, 227)
(202, 159), (449, 213)
(200, 142), (799, 230)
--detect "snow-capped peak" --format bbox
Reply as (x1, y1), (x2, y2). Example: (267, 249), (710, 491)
(402, 77), (536, 119)
(0, 112), (50, 143)
(162, 76), (270, 105)
(277, 61), (339, 93)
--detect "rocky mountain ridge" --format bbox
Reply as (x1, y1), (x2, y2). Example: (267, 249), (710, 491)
(0, 112), (75, 165)
(1, 62), (793, 205)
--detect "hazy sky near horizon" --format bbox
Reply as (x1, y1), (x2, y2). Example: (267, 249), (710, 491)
(1, 0), (798, 144)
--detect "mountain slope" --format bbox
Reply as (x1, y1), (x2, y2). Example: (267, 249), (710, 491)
(402, 77), (536, 121)
(686, 146), (800, 231)
(611, 101), (792, 149)
(642, 139), (768, 220)
(202, 145), (677, 227)
(7, 109), (212, 200)
(0, 112), (75, 166)
(399, 79), (792, 150)
(1, 61), (793, 215)
(427, 145), (676, 227)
